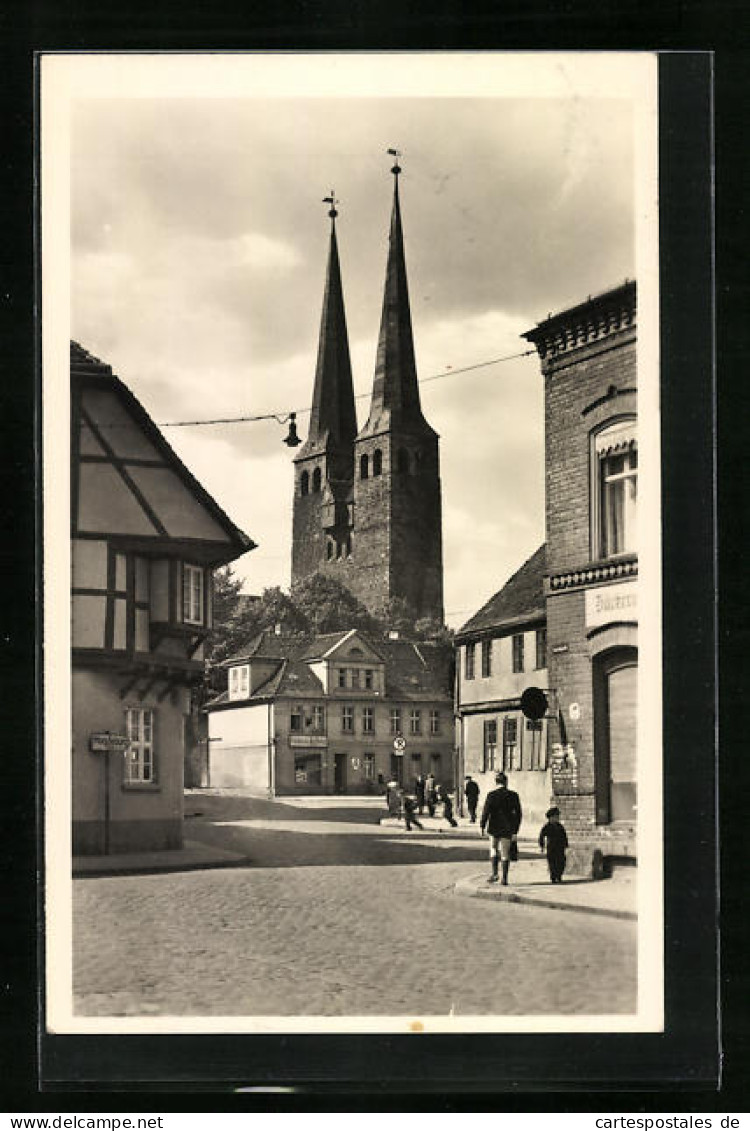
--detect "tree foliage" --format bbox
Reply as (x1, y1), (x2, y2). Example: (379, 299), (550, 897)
(291, 573), (377, 635)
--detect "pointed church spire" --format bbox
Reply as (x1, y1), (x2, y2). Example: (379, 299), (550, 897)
(296, 193), (357, 460)
(359, 152), (433, 438)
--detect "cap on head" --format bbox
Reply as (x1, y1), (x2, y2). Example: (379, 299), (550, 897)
(546, 806), (560, 819)
(495, 771), (508, 785)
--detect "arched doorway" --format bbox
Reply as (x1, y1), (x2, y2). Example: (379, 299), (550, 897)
(593, 644), (637, 824)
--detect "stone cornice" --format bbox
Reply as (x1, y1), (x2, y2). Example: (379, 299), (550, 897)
(547, 555), (638, 593)
(523, 280), (636, 366)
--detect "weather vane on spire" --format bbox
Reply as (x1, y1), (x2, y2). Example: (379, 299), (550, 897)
(387, 147), (402, 176)
(322, 190), (339, 220)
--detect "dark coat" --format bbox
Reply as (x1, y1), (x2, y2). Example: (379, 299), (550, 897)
(464, 780), (480, 803)
(539, 821), (568, 856)
(480, 786), (522, 838)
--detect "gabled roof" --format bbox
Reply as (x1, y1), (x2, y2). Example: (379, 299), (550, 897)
(71, 342), (255, 563)
(378, 638), (453, 700)
(221, 630), (304, 667)
(299, 629), (387, 663)
(456, 544), (547, 640)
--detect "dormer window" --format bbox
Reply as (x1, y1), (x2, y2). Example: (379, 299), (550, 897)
(182, 564), (204, 625)
(229, 665), (249, 700)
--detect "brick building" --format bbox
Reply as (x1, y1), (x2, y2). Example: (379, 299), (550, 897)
(454, 545), (552, 827)
(205, 628), (454, 795)
(291, 162), (443, 622)
(70, 343), (253, 853)
(522, 281), (638, 855)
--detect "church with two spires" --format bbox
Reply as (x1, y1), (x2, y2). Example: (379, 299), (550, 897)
(291, 158), (444, 625)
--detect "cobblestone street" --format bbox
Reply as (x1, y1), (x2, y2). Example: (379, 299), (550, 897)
(73, 793), (637, 1019)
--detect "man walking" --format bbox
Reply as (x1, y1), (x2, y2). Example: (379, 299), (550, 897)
(464, 775), (480, 823)
(480, 771), (522, 885)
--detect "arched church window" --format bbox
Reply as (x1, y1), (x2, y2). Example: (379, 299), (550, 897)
(397, 448), (410, 474)
(300, 471), (309, 496)
(327, 540), (333, 560)
(373, 449), (383, 476)
(360, 454), (369, 480)
(312, 467), (322, 493)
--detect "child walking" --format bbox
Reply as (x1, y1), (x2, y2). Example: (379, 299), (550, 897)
(539, 806), (569, 883)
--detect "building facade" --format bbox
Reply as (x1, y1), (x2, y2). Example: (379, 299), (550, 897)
(523, 281), (638, 851)
(455, 545), (552, 827)
(70, 343), (253, 853)
(291, 164), (444, 623)
(205, 629), (454, 796)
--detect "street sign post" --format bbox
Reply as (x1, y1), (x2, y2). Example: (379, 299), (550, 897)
(393, 735), (406, 754)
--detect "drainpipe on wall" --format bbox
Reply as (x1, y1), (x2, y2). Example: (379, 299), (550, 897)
(267, 702), (276, 799)
(455, 649), (464, 817)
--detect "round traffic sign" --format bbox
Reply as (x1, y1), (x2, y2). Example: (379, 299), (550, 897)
(393, 736), (406, 753)
(520, 687), (548, 721)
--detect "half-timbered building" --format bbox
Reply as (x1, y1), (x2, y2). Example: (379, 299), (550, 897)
(71, 342), (253, 854)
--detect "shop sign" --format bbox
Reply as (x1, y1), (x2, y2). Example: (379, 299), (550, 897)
(585, 581), (637, 628)
(89, 731), (130, 753)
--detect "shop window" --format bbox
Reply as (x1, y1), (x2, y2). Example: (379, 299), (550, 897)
(124, 707), (155, 784)
(373, 449), (382, 476)
(430, 710), (440, 735)
(465, 642), (476, 680)
(535, 628), (547, 671)
(300, 471), (309, 496)
(295, 754), (322, 787)
(409, 709), (421, 736)
(512, 634), (524, 673)
(312, 467), (322, 493)
(390, 707), (401, 735)
(481, 639), (492, 678)
(341, 705), (354, 733)
(360, 453), (369, 479)
(362, 707), (374, 734)
(182, 564), (204, 625)
(502, 716), (519, 771)
(483, 719), (498, 772)
(593, 419), (637, 559)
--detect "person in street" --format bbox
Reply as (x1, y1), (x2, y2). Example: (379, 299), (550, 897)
(464, 775), (480, 823)
(539, 806), (569, 883)
(403, 793), (424, 831)
(424, 773), (437, 817)
(480, 770), (523, 885)
(386, 777), (401, 818)
(414, 773), (426, 815)
(438, 786), (458, 828)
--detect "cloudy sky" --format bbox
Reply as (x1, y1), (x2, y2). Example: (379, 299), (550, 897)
(61, 54), (649, 627)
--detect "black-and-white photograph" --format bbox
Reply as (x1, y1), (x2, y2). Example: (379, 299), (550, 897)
(42, 52), (661, 1035)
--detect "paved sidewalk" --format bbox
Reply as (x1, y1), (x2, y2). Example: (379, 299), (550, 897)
(73, 838), (249, 877)
(455, 856), (637, 920)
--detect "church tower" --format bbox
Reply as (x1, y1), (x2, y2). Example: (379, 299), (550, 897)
(291, 195), (357, 582)
(291, 164), (444, 625)
(350, 156), (444, 622)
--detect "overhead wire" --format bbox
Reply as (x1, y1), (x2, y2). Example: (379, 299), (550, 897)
(156, 347), (536, 428)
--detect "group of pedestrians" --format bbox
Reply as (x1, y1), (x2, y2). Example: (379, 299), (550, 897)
(386, 768), (570, 886)
(386, 773), (458, 830)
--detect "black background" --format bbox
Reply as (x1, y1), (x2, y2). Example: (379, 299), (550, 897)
(1, 1), (746, 1112)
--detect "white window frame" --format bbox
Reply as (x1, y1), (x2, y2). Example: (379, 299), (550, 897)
(390, 707), (401, 735)
(591, 418), (638, 561)
(430, 709), (440, 735)
(342, 705), (354, 733)
(182, 563), (204, 625)
(312, 705), (326, 733)
(124, 707), (156, 784)
(465, 642), (476, 680)
(409, 708), (421, 736)
(512, 633), (524, 674)
(362, 706), (374, 734)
